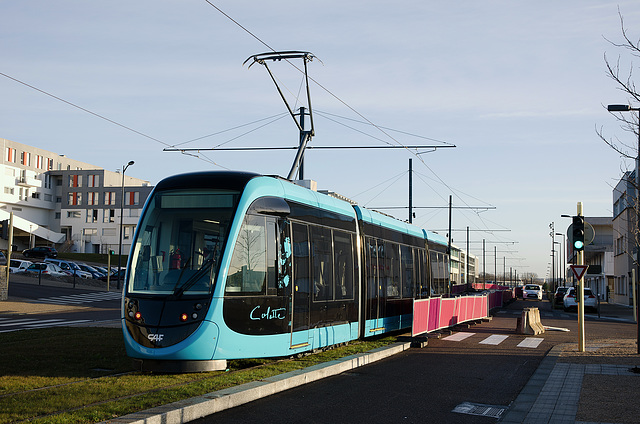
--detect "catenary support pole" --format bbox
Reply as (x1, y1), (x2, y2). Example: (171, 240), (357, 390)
(409, 159), (413, 224)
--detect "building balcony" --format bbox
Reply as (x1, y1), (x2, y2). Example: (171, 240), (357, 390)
(16, 176), (42, 188)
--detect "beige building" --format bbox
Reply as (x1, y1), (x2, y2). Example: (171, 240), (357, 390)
(0, 137), (152, 254)
(611, 171), (636, 305)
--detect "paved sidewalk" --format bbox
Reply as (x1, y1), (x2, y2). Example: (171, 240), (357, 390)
(501, 302), (640, 424)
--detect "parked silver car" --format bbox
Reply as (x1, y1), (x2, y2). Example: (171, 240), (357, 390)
(25, 262), (67, 278)
(44, 259), (92, 278)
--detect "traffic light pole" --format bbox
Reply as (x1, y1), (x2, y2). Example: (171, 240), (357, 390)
(577, 202), (585, 352)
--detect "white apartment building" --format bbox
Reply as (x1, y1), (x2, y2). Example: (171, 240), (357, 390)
(0, 137), (152, 254)
(449, 245), (478, 285)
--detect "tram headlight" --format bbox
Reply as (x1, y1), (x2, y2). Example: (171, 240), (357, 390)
(180, 313), (189, 322)
(134, 311), (142, 321)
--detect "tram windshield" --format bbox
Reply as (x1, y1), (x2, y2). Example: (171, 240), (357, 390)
(127, 189), (239, 296)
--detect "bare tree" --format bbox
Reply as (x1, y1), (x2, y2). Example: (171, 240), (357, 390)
(598, 9), (640, 273)
(599, 11), (640, 159)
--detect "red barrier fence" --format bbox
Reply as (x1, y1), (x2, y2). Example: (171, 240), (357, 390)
(412, 290), (510, 337)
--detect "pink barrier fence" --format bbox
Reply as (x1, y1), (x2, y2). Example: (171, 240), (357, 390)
(412, 291), (508, 337)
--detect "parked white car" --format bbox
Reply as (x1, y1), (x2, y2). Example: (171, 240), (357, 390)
(523, 284), (543, 300)
(563, 287), (598, 312)
(9, 259), (32, 273)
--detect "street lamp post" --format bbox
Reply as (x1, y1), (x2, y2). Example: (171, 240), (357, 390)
(608, 103), (640, 354)
(117, 161), (135, 290)
(554, 241), (561, 291)
(556, 233), (566, 287)
(549, 222), (555, 292)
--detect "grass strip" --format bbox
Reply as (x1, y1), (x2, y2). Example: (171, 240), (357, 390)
(0, 327), (397, 423)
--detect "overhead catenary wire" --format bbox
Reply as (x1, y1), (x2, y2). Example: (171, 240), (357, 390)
(202, 1), (450, 161)
(0, 72), (230, 170)
(173, 112), (288, 147)
(0, 72), (171, 148)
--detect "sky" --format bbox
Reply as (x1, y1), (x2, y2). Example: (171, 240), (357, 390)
(2, 1), (640, 280)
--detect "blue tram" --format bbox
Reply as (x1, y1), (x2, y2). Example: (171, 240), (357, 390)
(122, 171), (449, 372)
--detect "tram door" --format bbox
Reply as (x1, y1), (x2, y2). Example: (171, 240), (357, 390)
(366, 237), (384, 332)
(290, 223), (310, 348)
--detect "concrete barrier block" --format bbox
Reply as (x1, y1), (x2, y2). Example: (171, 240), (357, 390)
(517, 307), (545, 335)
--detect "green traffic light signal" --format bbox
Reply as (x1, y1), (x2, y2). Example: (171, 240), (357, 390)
(572, 215), (584, 251)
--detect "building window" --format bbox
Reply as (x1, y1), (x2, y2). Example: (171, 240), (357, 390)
(86, 209), (99, 223)
(21, 152), (31, 166)
(67, 211), (81, 218)
(104, 209), (115, 223)
(88, 192), (99, 205)
(125, 191), (140, 206)
(124, 226), (134, 239)
(31, 192), (40, 200)
(5, 147), (16, 163)
(69, 192), (82, 206)
(3, 187), (13, 195)
(88, 174), (100, 187)
(69, 175), (82, 187)
(48, 158), (54, 171)
(104, 191), (116, 206)
(55, 212), (61, 219)
(102, 228), (116, 236)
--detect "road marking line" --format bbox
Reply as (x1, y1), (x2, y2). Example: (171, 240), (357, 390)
(24, 319), (91, 328)
(443, 332), (475, 341)
(34, 292), (121, 305)
(517, 337), (544, 348)
(479, 335), (509, 345)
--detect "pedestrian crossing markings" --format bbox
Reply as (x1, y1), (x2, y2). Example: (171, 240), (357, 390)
(443, 332), (544, 348)
(0, 317), (91, 333)
(479, 334), (509, 345)
(34, 291), (121, 305)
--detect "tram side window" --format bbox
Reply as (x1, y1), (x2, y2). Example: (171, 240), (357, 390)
(400, 245), (414, 298)
(366, 237), (378, 300)
(384, 242), (400, 298)
(226, 214), (277, 295)
(311, 225), (333, 301)
(430, 251), (448, 295)
(422, 249), (431, 298)
(292, 222), (310, 298)
(417, 249), (428, 298)
(334, 230), (354, 300)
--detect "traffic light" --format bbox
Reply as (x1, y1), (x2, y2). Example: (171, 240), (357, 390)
(0, 220), (8, 240)
(572, 215), (584, 251)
